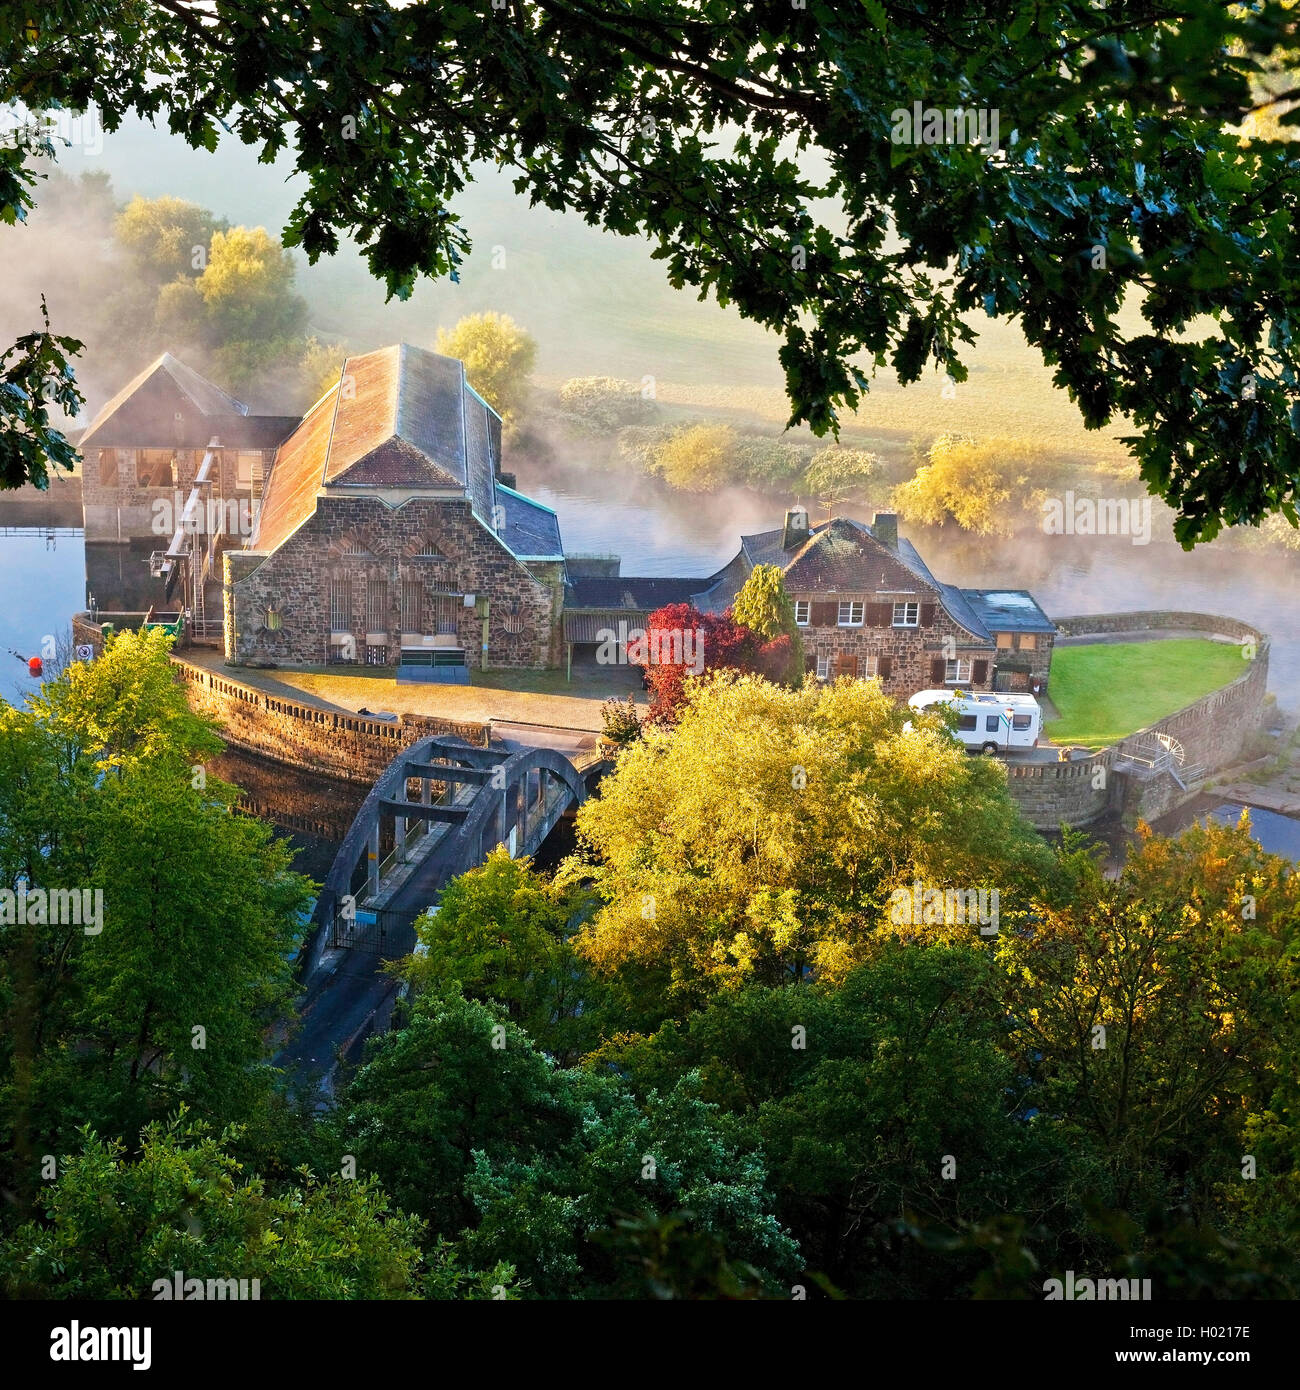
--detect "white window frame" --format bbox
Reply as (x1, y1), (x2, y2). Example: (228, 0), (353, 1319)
(815, 652), (832, 681)
(892, 601), (920, 628)
(945, 658), (972, 684)
(837, 600), (864, 627)
(857, 653), (878, 679)
(793, 599), (811, 627)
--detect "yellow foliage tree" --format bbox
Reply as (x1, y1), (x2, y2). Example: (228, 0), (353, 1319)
(646, 423), (741, 492)
(435, 311), (536, 431)
(893, 433), (1063, 534)
(566, 672), (1049, 995)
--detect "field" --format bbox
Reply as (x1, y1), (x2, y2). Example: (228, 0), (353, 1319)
(1045, 639), (1249, 748)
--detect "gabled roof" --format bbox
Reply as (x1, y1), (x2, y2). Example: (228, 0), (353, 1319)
(694, 516), (994, 640)
(248, 343), (501, 554)
(78, 352), (297, 450)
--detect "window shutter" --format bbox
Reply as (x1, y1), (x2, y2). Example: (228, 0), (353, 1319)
(920, 602), (936, 627)
(878, 655), (893, 680)
(972, 659), (989, 685)
(836, 650), (856, 676)
(811, 600), (837, 626)
(804, 651), (816, 673)
(929, 657), (946, 684)
(869, 602), (892, 627)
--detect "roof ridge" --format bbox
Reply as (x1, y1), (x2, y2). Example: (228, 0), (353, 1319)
(320, 355), (349, 486)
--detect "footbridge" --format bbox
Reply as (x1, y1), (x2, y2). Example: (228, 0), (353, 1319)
(279, 735), (590, 1090)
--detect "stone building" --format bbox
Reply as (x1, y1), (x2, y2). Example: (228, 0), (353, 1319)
(693, 512), (1055, 696)
(224, 343), (564, 679)
(77, 353), (298, 545)
(565, 510), (1054, 698)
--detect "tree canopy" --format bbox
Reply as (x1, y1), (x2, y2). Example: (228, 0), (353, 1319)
(4, 4), (1300, 540)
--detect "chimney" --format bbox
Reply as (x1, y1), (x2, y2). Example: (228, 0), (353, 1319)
(872, 511), (898, 549)
(782, 506), (810, 550)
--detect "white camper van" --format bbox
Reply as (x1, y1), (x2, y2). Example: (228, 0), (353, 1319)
(907, 689), (1043, 755)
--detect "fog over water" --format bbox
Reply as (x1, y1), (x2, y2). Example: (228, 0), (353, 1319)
(1, 114), (1294, 720)
(3, 464), (1294, 714)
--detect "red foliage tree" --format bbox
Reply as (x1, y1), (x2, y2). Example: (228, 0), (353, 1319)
(636, 602), (757, 724)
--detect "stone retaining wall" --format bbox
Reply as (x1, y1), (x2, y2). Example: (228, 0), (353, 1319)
(1005, 611), (1270, 830)
(170, 658), (490, 781)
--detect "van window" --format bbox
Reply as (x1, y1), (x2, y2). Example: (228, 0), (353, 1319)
(957, 715), (977, 732)
(1012, 714), (1032, 731)
(985, 716), (999, 732)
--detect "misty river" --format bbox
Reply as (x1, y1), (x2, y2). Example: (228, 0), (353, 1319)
(2, 455), (1297, 712)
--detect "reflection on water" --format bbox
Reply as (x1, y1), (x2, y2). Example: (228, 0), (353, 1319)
(1152, 794), (1300, 863)
(213, 747), (368, 881)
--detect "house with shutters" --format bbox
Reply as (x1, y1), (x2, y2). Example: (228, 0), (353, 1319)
(689, 510), (1056, 697)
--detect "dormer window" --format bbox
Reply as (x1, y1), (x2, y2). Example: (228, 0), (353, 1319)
(793, 600), (810, 626)
(837, 601), (864, 627)
(892, 601), (919, 627)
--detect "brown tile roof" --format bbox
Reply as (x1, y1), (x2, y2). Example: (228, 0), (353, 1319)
(248, 385), (340, 554)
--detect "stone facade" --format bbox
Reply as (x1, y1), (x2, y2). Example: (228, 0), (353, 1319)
(794, 598), (994, 699)
(226, 494), (555, 671)
(81, 444), (271, 545)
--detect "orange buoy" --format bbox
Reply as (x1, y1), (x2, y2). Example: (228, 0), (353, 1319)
(27, 656), (42, 677)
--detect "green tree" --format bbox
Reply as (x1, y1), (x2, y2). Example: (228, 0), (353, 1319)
(196, 226), (307, 346)
(804, 446), (879, 515)
(558, 376), (657, 432)
(435, 312), (536, 431)
(115, 194), (224, 285)
(0, 630), (313, 1209)
(403, 847), (598, 1064)
(333, 990), (797, 1297)
(999, 818), (1300, 1214)
(565, 672), (1050, 1000)
(731, 563), (804, 686)
(0, 1116), (425, 1299)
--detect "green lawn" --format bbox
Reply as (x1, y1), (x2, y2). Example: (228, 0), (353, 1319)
(1045, 639), (1248, 748)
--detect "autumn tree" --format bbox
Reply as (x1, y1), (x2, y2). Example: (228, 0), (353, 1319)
(999, 817), (1300, 1215)
(435, 312), (536, 431)
(893, 434), (1066, 535)
(633, 601), (755, 724)
(644, 423), (741, 492)
(116, 194), (225, 285)
(566, 673), (1050, 1002)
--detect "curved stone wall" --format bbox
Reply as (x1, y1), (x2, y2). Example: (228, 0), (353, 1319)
(1006, 612), (1270, 830)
